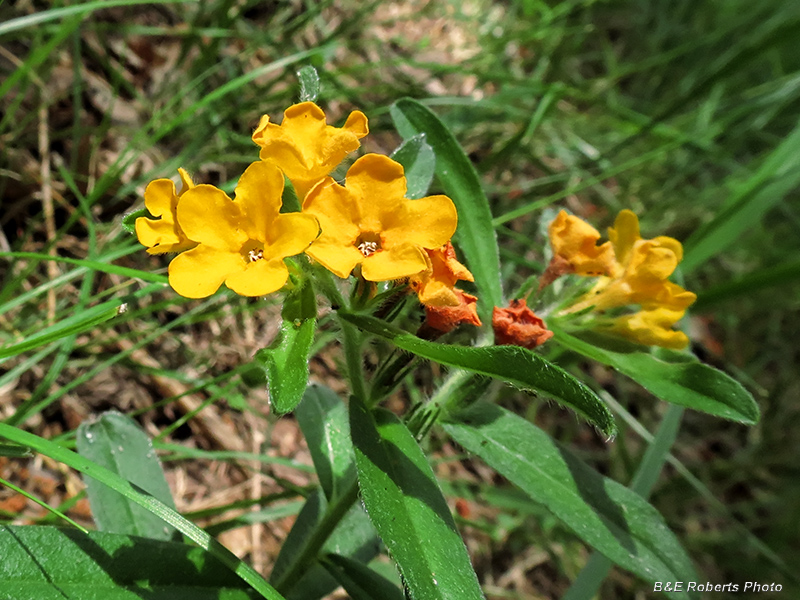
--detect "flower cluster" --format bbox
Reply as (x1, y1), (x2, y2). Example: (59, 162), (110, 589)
(545, 209), (696, 349)
(134, 101), (691, 352)
(135, 103), (478, 330)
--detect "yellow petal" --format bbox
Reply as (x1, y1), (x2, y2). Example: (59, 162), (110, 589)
(608, 209), (640, 267)
(135, 217), (194, 254)
(224, 258), (290, 297)
(177, 168), (194, 195)
(652, 235), (683, 262)
(234, 161), (284, 239)
(253, 103), (368, 199)
(281, 102), (329, 148)
(137, 177), (194, 252)
(548, 210), (615, 276)
(345, 155), (408, 230)
(168, 246), (244, 298)
(303, 177), (362, 251)
(626, 241), (679, 281)
(306, 241), (364, 278)
(637, 281), (697, 311)
(607, 308), (690, 349)
(410, 243), (473, 307)
(176, 185), (247, 250)
(143, 179), (177, 217)
(267, 213), (320, 258)
(416, 280), (461, 307)
(361, 243), (427, 281)
(343, 110), (369, 137)
(383, 195), (458, 250)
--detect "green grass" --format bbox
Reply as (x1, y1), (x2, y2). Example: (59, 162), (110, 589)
(1, 0), (799, 598)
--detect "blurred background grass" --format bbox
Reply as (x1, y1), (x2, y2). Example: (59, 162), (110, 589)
(1, 0), (799, 598)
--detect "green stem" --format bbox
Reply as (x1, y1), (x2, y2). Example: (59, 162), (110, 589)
(308, 262), (368, 402)
(340, 317), (367, 402)
(271, 478), (360, 594)
(268, 264), (368, 596)
(437, 369), (480, 416)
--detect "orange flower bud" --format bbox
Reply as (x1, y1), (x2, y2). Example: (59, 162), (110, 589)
(424, 289), (482, 333)
(492, 299), (554, 349)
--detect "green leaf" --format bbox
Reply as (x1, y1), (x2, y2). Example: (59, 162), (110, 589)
(341, 312), (617, 438)
(270, 489), (332, 597)
(350, 395), (485, 600)
(443, 402), (700, 600)
(0, 443), (32, 458)
(121, 208), (148, 234)
(550, 326), (759, 425)
(270, 489), (380, 600)
(255, 278), (317, 414)
(295, 384), (357, 501)
(297, 65), (320, 102)
(390, 133), (436, 199)
(390, 98), (503, 322)
(0, 524), (259, 600)
(76, 411), (177, 541)
(0, 299), (125, 360)
(0, 0), (185, 37)
(321, 554), (405, 600)
(0, 423), (284, 600)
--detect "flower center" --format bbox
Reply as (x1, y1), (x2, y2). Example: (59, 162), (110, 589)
(241, 239), (265, 263)
(356, 232), (382, 257)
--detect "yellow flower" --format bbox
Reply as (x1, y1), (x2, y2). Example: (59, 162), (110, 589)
(167, 161), (319, 298)
(410, 242), (474, 307)
(302, 154), (457, 282)
(603, 307), (690, 350)
(607, 209), (684, 279)
(573, 210), (696, 313)
(252, 102), (368, 199)
(550, 209), (696, 349)
(547, 210), (616, 277)
(135, 168), (197, 255)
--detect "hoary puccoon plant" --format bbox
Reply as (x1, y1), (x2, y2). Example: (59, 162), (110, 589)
(0, 68), (759, 600)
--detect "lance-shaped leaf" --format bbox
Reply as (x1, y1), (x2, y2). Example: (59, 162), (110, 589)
(321, 554), (405, 600)
(390, 98), (503, 322)
(270, 488), (381, 600)
(350, 395), (485, 600)
(341, 312), (616, 438)
(0, 423), (283, 600)
(255, 275), (317, 414)
(550, 326), (759, 425)
(0, 525), (260, 600)
(76, 411), (176, 541)
(443, 402), (700, 600)
(295, 384), (357, 501)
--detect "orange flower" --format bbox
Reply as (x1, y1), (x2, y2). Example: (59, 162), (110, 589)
(492, 299), (554, 349)
(424, 289), (482, 333)
(252, 102), (368, 199)
(135, 168), (197, 255)
(410, 242), (474, 307)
